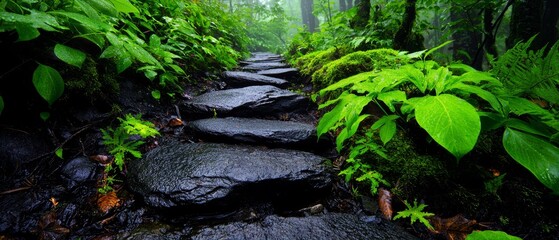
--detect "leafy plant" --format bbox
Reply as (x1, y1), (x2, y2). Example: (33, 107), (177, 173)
(99, 114), (159, 193)
(465, 230), (521, 240)
(393, 199), (435, 230)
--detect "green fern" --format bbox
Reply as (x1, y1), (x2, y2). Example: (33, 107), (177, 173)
(393, 199), (435, 230)
(491, 36), (559, 105)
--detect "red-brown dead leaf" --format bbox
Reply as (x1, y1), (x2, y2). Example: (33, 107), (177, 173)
(168, 117), (184, 127)
(97, 191), (121, 214)
(429, 214), (477, 240)
(378, 188), (393, 220)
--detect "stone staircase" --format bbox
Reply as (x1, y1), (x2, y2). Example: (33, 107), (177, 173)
(126, 52), (417, 239)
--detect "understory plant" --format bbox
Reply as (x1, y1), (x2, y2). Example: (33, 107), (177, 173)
(317, 39), (559, 198)
(99, 114), (159, 194)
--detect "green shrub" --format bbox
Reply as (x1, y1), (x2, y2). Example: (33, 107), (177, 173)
(295, 47), (350, 76)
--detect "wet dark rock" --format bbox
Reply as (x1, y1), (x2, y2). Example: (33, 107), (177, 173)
(257, 68), (300, 81)
(188, 117), (317, 148)
(182, 85), (309, 119)
(118, 223), (185, 240)
(60, 157), (100, 190)
(0, 186), (64, 234)
(223, 71), (289, 88)
(190, 213), (417, 240)
(0, 128), (50, 172)
(127, 142), (331, 210)
(241, 62), (289, 71)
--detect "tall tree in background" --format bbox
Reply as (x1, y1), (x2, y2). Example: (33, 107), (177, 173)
(339, 0), (347, 11)
(350, 0), (370, 29)
(451, 1), (482, 69)
(506, 0), (543, 49)
(393, 0), (423, 51)
(301, 0), (319, 32)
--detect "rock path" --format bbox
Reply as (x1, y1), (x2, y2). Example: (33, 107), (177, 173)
(127, 52), (417, 239)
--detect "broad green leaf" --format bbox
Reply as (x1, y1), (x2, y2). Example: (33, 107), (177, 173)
(503, 128), (559, 194)
(88, 0), (118, 17)
(377, 90), (407, 112)
(451, 83), (504, 114)
(414, 94), (480, 159)
(116, 55), (132, 73)
(318, 71), (376, 96)
(372, 115), (399, 145)
(149, 34), (161, 48)
(50, 11), (111, 31)
(15, 23), (40, 41)
(75, 0), (102, 20)
(0, 96), (4, 116)
(33, 64), (64, 106)
(466, 230), (522, 240)
(317, 93), (357, 138)
(107, 0), (139, 13)
(54, 44), (86, 68)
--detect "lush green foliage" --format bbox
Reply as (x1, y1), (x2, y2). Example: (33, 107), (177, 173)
(0, 0), (248, 116)
(393, 199), (434, 230)
(466, 230), (521, 240)
(100, 114), (159, 193)
(317, 39), (559, 196)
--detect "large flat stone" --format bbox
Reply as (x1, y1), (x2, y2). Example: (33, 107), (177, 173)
(188, 117), (316, 148)
(241, 62), (289, 71)
(245, 52), (283, 62)
(257, 68), (300, 81)
(191, 213), (417, 240)
(223, 71), (289, 88)
(182, 85), (309, 119)
(127, 143), (331, 209)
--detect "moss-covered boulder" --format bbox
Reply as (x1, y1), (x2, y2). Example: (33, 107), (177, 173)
(295, 47), (349, 76)
(311, 49), (404, 90)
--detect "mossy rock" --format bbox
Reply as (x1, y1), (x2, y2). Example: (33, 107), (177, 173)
(61, 57), (119, 104)
(311, 49), (404, 90)
(295, 47), (350, 76)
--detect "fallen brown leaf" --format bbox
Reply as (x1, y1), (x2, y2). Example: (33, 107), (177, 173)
(378, 188), (393, 219)
(89, 155), (112, 164)
(97, 191), (121, 214)
(168, 117), (184, 127)
(430, 214), (477, 240)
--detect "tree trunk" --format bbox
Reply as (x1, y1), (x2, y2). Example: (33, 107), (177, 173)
(339, 0), (347, 11)
(301, 0), (318, 32)
(350, 0), (370, 30)
(540, 0), (559, 50)
(483, 5), (497, 57)
(451, 1), (482, 69)
(346, 0), (353, 9)
(506, 0), (543, 49)
(393, 0), (422, 51)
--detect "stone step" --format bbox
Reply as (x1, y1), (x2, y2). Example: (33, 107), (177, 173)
(190, 213), (418, 240)
(182, 85), (309, 119)
(245, 52), (283, 62)
(222, 71), (289, 88)
(241, 62), (289, 71)
(257, 68), (300, 81)
(188, 117), (319, 149)
(127, 142), (332, 211)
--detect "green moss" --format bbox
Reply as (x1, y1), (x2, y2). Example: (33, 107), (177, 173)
(295, 47), (349, 76)
(311, 48), (404, 90)
(62, 57), (119, 103)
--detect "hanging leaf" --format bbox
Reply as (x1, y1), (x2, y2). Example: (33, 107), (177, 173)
(503, 128), (559, 194)
(54, 44), (86, 68)
(107, 0), (139, 13)
(33, 64), (64, 106)
(15, 23), (40, 41)
(414, 94), (480, 159)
